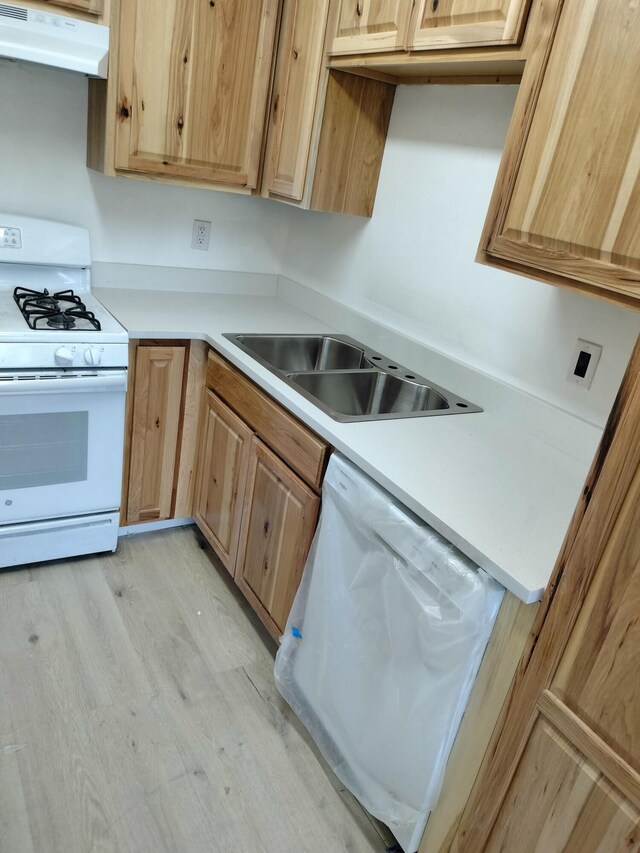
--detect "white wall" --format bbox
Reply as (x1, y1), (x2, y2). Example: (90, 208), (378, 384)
(280, 85), (640, 426)
(0, 61), (289, 275)
(2, 64), (638, 425)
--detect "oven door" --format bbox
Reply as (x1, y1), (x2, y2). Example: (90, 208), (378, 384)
(0, 370), (127, 525)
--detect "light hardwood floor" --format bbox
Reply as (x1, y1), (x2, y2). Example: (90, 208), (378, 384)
(0, 527), (391, 853)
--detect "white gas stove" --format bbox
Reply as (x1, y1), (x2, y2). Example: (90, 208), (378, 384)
(0, 213), (129, 569)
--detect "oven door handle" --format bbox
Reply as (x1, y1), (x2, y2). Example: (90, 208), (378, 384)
(0, 371), (128, 395)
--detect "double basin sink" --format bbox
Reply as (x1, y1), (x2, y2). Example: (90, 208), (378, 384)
(224, 333), (482, 423)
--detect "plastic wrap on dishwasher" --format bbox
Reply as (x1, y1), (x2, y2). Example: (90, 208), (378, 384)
(274, 453), (504, 852)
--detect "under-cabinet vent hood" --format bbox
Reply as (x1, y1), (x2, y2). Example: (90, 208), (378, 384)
(0, 3), (108, 78)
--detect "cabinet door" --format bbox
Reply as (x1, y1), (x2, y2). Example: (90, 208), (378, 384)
(194, 391), (253, 576)
(483, 0), (640, 305)
(40, 0), (104, 14)
(115, 0), (279, 188)
(449, 340), (640, 851)
(126, 346), (185, 524)
(329, 0), (413, 55)
(487, 717), (640, 851)
(408, 0), (530, 50)
(236, 438), (320, 641)
(263, 0), (331, 201)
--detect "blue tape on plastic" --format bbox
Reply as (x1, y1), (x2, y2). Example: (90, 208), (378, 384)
(291, 626), (302, 639)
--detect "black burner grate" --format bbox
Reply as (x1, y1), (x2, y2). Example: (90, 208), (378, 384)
(13, 287), (101, 332)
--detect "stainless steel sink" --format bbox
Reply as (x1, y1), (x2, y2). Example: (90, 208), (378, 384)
(224, 333), (482, 422)
(289, 371), (450, 417)
(233, 334), (371, 372)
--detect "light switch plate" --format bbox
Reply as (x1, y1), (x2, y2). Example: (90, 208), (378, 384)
(568, 339), (602, 389)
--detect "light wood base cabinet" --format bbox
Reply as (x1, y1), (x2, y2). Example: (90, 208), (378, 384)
(122, 339), (207, 526)
(194, 391), (253, 577)
(125, 344), (186, 525)
(236, 438), (320, 639)
(194, 350), (330, 640)
(479, 0), (640, 307)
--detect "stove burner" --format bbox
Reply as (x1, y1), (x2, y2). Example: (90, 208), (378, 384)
(32, 296), (60, 311)
(13, 286), (101, 332)
(47, 313), (76, 330)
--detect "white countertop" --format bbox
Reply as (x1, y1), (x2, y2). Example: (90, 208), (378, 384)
(96, 287), (602, 604)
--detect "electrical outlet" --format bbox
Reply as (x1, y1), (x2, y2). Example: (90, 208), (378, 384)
(191, 219), (211, 251)
(568, 339), (602, 389)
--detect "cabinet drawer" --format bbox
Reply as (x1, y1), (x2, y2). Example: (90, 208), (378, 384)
(206, 350), (329, 491)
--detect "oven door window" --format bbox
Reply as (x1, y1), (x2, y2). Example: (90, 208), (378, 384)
(0, 376), (126, 525)
(0, 411), (89, 491)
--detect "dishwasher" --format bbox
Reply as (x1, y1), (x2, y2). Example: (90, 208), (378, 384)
(274, 453), (504, 853)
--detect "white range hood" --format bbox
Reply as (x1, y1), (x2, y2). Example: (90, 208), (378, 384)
(0, 3), (108, 78)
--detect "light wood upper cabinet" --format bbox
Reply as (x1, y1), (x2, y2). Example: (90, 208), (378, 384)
(113, 0), (279, 188)
(40, 0), (104, 15)
(236, 438), (320, 639)
(262, 0), (395, 215)
(329, 0), (413, 54)
(408, 0), (531, 50)
(126, 345), (186, 525)
(194, 391), (253, 576)
(264, 0), (331, 201)
(481, 0), (640, 306)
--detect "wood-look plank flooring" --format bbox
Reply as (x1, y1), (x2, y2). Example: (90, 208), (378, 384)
(0, 527), (391, 853)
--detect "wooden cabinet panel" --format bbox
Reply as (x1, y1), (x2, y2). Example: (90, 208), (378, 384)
(330, 0), (413, 54)
(194, 391), (253, 576)
(488, 718), (640, 851)
(551, 461), (640, 769)
(262, 0), (395, 216)
(236, 438), (320, 640)
(310, 70), (394, 217)
(40, 0), (104, 14)
(114, 0), (279, 188)
(482, 0), (640, 305)
(126, 345), (186, 524)
(449, 341), (640, 852)
(264, 0), (331, 201)
(408, 0), (530, 50)
(206, 351), (329, 491)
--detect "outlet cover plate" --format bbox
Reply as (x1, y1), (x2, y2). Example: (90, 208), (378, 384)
(191, 219), (211, 251)
(568, 339), (602, 389)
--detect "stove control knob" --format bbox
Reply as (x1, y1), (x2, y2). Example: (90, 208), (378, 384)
(54, 346), (74, 367)
(84, 346), (102, 366)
